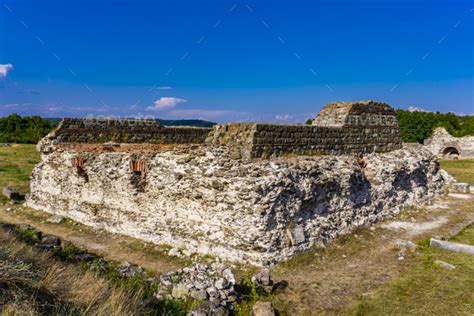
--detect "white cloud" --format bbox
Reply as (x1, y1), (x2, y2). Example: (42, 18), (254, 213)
(0, 64), (13, 78)
(147, 97), (187, 111)
(156, 86), (172, 90)
(274, 114), (293, 121)
(408, 106), (430, 112)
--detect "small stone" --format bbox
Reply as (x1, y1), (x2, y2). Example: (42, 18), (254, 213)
(398, 248), (408, 259)
(222, 268), (235, 285)
(214, 278), (228, 290)
(190, 289), (208, 301)
(206, 286), (218, 298)
(2, 187), (22, 201)
(435, 260), (456, 270)
(395, 240), (417, 249)
(172, 283), (189, 299)
(46, 215), (64, 224)
(74, 253), (96, 262)
(287, 225), (305, 246)
(252, 301), (275, 316)
(451, 183), (470, 194)
(257, 268), (272, 286)
(168, 248), (180, 257)
(41, 234), (61, 246)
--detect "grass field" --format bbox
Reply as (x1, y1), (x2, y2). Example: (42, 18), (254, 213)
(440, 159), (474, 184)
(346, 224), (474, 315)
(345, 159), (474, 315)
(0, 144), (39, 195)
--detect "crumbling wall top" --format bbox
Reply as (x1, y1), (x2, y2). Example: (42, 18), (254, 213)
(311, 100), (398, 127)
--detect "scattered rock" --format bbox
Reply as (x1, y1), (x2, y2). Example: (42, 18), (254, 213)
(172, 283), (189, 299)
(2, 187), (22, 201)
(252, 301), (275, 316)
(155, 263), (238, 312)
(116, 261), (144, 278)
(395, 240), (417, 249)
(74, 253), (96, 262)
(46, 215), (65, 224)
(253, 268), (273, 287)
(434, 260), (456, 270)
(41, 234), (61, 246)
(188, 300), (228, 316)
(190, 289), (208, 301)
(451, 182), (470, 194)
(215, 278), (229, 290)
(168, 248), (181, 257)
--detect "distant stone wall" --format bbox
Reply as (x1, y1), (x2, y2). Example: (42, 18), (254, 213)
(50, 118), (211, 144)
(424, 127), (474, 159)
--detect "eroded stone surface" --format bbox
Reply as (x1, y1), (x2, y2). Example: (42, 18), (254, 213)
(27, 144), (450, 265)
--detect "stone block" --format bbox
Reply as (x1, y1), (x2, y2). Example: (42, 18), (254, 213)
(451, 183), (470, 193)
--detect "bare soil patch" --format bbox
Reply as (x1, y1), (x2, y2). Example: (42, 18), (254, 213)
(0, 205), (188, 275)
(271, 194), (474, 315)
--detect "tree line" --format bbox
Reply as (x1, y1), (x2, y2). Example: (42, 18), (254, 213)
(0, 114), (55, 144)
(395, 109), (474, 143)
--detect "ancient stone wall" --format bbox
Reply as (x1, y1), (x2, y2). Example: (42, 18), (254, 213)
(26, 145), (449, 265)
(51, 118), (211, 144)
(207, 123), (401, 159)
(206, 101), (402, 159)
(424, 127), (474, 159)
(312, 101), (398, 127)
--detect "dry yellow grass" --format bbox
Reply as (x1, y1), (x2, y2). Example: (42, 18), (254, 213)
(0, 229), (144, 315)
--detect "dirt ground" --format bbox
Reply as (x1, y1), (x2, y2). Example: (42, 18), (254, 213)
(1, 192), (473, 315)
(0, 205), (189, 275)
(272, 193), (474, 315)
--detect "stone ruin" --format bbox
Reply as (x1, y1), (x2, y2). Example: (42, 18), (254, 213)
(424, 127), (474, 160)
(26, 101), (450, 265)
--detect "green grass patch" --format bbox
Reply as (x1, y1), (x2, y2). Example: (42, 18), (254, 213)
(0, 144), (40, 194)
(52, 244), (83, 262)
(440, 159), (474, 184)
(346, 224), (474, 315)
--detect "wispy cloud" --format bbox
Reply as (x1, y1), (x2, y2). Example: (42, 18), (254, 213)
(147, 97), (187, 111)
(0, 64), (13, 78)
(156, 86), (172, 90)
(274, 114), (293, 121)
(408, 106), (431, 112)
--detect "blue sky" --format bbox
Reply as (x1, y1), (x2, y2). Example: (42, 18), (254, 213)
(0, 0), (472, 123)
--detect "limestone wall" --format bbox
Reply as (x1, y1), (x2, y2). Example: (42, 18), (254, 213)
(26, 145), (449, 265)
(50, 118), (211, 144)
